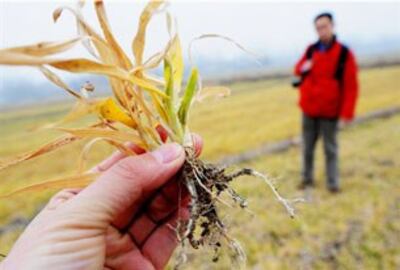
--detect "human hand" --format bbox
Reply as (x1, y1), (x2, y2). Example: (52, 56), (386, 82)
(301, 60), (313, 73)
(0, 135), (203, 270)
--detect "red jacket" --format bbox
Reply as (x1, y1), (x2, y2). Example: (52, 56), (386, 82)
(294, 39), (359, 120)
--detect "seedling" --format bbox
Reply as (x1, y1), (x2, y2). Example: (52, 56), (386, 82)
(0, 1), (298, 267)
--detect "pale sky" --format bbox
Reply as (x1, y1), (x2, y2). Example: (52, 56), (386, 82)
(0, 0), (399, 82)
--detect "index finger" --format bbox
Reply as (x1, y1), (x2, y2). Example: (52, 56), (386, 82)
(91, 133), (203, 173)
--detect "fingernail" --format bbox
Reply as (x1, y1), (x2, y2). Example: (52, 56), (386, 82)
(152, 143), (183, 164)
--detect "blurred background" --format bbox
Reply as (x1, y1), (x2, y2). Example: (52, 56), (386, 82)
(0, 1), (399, 269)
(1, 1), (400, 106)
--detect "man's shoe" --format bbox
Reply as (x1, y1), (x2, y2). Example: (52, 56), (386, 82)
(328, 186), (341, 194)
(298, 181), (315, 190)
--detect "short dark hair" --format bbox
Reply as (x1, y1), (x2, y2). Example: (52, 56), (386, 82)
(314, 12), (333, 23)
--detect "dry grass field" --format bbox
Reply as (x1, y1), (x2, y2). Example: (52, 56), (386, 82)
(0, 66), (399, 269)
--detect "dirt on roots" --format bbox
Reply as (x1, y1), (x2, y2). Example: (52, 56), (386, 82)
(174, 147), (297, 268)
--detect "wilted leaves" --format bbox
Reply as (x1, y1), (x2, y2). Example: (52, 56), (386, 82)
(132, 0), (165, 65)
(0, 136), (79, 171)
(97, 98), (137, 128)
(0, 173), (99, 198)
(0, 0), (233, 198)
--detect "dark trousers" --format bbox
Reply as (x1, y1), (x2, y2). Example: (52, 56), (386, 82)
(302, 113), (339, 188)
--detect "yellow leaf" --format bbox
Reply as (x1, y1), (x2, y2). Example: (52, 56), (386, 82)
(52, 5), (131, 107)
(0, 50), (58, 65)
(132, 0), (164, 65)
(143, 74), (165, 86)
(57, 127), (145, 148)
(77, 138), (103, 174)
(34, 99), (106, 130)
(106, 140), (137, 156)
(50, 58), (124, 75)
(150, 92), (169, 124)
(0, 136), (79, 171)
(97, 98), (137, 128)
(94, 0), (132, 70)
(53, 6), (104, 60)
(39, 66), (82, 99)
(132, 51), (165, 74)
(166, 12), (173, 36)
(77, 138), (137, 174)
(167, 35), (184, 92)
(1, 37), (82, 57)
(0, 173), (99, 199)
(128, 73), (166, 98)
(49, 58), (166, 97)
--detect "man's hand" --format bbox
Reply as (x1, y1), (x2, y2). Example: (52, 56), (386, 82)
(1, 135), (202, 270)
(301, 60), (313, 73)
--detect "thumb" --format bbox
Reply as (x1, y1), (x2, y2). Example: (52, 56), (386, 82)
(67, 143), (185, 224)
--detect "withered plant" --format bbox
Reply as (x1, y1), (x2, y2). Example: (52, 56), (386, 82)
(0, 1), (298, 267)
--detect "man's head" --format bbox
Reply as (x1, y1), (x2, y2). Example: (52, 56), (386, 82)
(314, 12), (335, 44)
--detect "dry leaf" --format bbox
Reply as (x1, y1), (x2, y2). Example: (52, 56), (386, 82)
(97, 98), (137, 128)
(94, 0), (132, 69)
(57, 127), (145, 148)
(132, 0), (165, 65)
(39, 66), (82, 99)
(0, 173), (99, 199)
(1, 37), (82, 57)
(0, 136), (79, 171)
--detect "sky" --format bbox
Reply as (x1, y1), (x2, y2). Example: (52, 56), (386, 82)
(0, 0), (399, 104)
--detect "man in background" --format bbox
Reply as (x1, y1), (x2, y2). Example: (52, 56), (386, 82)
(293, 12), (359, 193)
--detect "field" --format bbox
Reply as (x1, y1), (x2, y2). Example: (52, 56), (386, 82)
(0, 66), (399, 269)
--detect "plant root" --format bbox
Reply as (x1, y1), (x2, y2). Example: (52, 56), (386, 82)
(174, 148), (301, 268)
